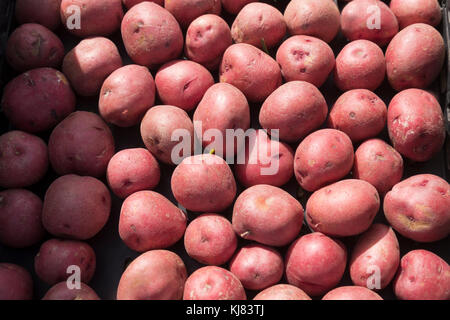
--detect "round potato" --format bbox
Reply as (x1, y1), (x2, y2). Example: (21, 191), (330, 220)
(15, 0), (61, 30)
(43, 282), (100, 300)
(0, 263), (33, 300)
(322, 286), (383, 300)
(123, 0), (164, 9)
(253, 284), (311, 300)
(390, 0), (442, 29)
(221, 0), (256, 14)
(164, 0), (221, 29)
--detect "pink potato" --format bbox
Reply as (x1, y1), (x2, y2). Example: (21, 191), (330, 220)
(306, 179), (380, 237)
(43, 282), (100, 300)
(394, 250), (450, 300)
(0, 189), (45, 248)
(386, 23), (445, 91)
(0, 263), (33, 300)
(284, 0), (340, 43)
(322, 286), (383, 300)
(62, 37), (123, 97)
(350, 224), (400, 290)
(334, 40), (386, 91)
(119, 191), (187, 252)
(171, 154), (236, 212)
(184, 213), (237, 265)
(220, 43), (282, 102)
(384, 174), (450, 243)
(183, 266), (246, 300)
(48, 111), (115, 178)
(259, 81), (328, 143)
(328, 89), (387, 142)
(15, 0), (61, 30)
(121, 2), (183, 68)
(42, 174), (111, 240)
(99, 65), (156, 127)
(164, 0), (221, 29)
(123, 0), (164, 9)
(229, 244), (284, 291)
(117, 250), (187, 300)
(390, 0), (442, 29)
(221, 0), (257, 15)
(155, 60), (214, 112)
(106, 148), (160, 199)
(253, 284), (311, 300)
(276, 35), (335, 87)
(294, 129), (354, 192)
(285, 233), (347, 297)
(35, 239), (96, 285)
(0, 131), (48, 189)
(6, 23), (65, 72)
(232, 184), (304, 246)
(1, 68), (76, 133)
(387, 89), (445, 162)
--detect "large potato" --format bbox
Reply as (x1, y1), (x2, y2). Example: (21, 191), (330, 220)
(390, 0), (442, 29)
(253, 284), (311, 300)
(165, 0), (221, 29)
(0, 263), (33, 300)
(43, 282), (100, 300)
(322, 286), (383, 300)
(15, 0), (61, 30)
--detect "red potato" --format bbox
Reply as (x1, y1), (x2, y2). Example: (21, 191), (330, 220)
(276, 35), (335, 87)
(171, 154), (236, 212)
(6, 23), (65, 72)
(0, 263), (33, 300)
(183, 266), (246, 300)
(229, 244), (284, 291)
(184, 214), (237, 265)
(60, 0), (123, 37)
(350, 224), (400, 290)
(155, 60), (214, 112)
(48, 111), (115, 178)
(306, 179), (380, 237)
(219, 43), (282, 102)
(119, 191), (187, 252)
(117, 250), (187, 300)
(253, 284), (311, 300)
(384, 174), (450, 243)
(62, 37), (123, 97)
(15, 0), (61, 31)
(0, 189), (45, 248)
(387, 89), (445, 162)
(35, 239), (96, 285)
(232, 184), (304, 247)
(121, 2), (183, 68)
(106, 148), (160, 199)
(294, 129), (354, 192)
(284, 0), (340, 43)
(221, 0), (257, 15)
(390, 0), (442, 29)
(259, 81), (328, 143)
(0, 131), (48, 189)
(386, 23), (445, 91)
(328, 89), (387, 143)
(334, 40), (386, 91)
(322, 286), (383, 300)
(285, 233), (347, 297)
(43, 282), (100, 300)
(42, 174), (111, 240)
(1, 68), (76, 133)
(394, 250), (450, 300)
(99, 65), (156, 127)
(123, 0), (164, 9)
(164, 0), (221, 29)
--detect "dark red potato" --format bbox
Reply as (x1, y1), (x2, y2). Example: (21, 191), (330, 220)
(43, 282), (100, 300)
(15, 0), (61, 30)
(0, 263), (33, 300)
(221, 0), (257, 15)
(123, 0), (164, 9)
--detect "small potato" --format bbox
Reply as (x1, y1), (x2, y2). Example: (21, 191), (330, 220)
(117, 250), (187, 300)
(99, 65), (156, 127)
(48, 111), (115, 178)
(165, 0), (221, 29)
(220, 43), (282, 102)
(106, 148), (160, 199)
(384, 174), (450, 243)
(394, 250), (450, 300)
(0, 131), (48, 189)
(276, 35), (335, 87)
(306, 179), (380, 237)
(119, 191), (187, 252)
(229, 244), (283, 291)
(221, 0), (256, 15)
(322, 286), (383, 300)
(184, 213), (237, 265)
(294, 129), (354, 192)
(232, 184), (304, 247)
(386, 23), (445, 91)
(334, 40), (386, 91)
(183, 266), (246, 300)
(15, 0), (61, 30)
(43, 282), (100, 300)
(123, 0), (164, 9)
(42, 174), (111, 240)
(390, 0), (442, 29)
(0, 263), (33, 300)
(259, 81), (328, 143)
(253, 284), (311, 300)
(155, 60), (214, 112)
(328, 89), (387, 142)
(0, 189), (45, 248)
(35, 239), (96, 285)
(62, 37), (123, 97)
(286, 233), (347, 297)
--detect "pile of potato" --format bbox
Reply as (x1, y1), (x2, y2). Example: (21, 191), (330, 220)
(0, 0), (449, 301)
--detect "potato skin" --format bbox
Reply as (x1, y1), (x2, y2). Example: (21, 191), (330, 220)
(43, 282), (100, 300)
(117, 250), (187, 300)
(322, 286), (383, 300)
(253, 284), (311, 300)
(390, 0), (442, 29)
(15, 0), (61, 31)
(123, 0), (164, 9)
(306, 179), (380, 237)
(165, 0), (221, 29)
(232, 184), (304, 247)
(384, 174), (450, 243)
(119, 191), (187, 252)
(0, 263), (33, 300)
(221, 0), (256, 15)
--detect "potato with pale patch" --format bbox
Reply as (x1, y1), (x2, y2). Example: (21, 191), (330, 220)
(253, 284), (311, 300)
(43, 282), (100, 300)
(322, 286), (383, 300)
(0, 263), (33, 300)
